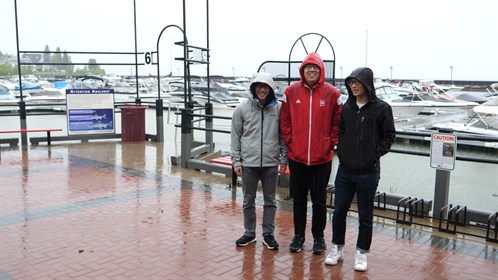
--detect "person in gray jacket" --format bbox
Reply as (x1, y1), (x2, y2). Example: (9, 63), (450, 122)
(231, 72), (288, 250)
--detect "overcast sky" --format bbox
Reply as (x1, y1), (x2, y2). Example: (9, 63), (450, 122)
(1, 0), (497, 81)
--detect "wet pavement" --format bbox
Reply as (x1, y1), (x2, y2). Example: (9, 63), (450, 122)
(1, 142), (497, 279)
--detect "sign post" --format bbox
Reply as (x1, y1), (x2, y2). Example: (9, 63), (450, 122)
(430, 132), (457, 217)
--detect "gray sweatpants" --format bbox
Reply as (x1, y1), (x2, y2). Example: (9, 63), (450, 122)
(241, 166), (279, 237)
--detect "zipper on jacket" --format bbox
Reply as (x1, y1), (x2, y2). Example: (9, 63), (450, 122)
(354, 109), (362, 166)
(260, 108), (264, 167)
(359, 115), (365, 140)
(307, 88), (313, 165)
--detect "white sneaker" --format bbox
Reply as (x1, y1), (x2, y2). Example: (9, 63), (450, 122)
(324, 245), (344, 265)
(354, 250), (368, 271)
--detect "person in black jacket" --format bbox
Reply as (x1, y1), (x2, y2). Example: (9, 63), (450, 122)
(325, 67), (395, 271)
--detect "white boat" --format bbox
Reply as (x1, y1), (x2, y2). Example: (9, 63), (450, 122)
(191, 81), (241, 108)
(137, 78), (173, 99)
(471, 96), (498, 128)
(432, 96), (498, 137)
(217, 81), (250, 103)
(0, 84), (19, 112)
(375, 83), (429, 116)
(24, 86), (67, 111)
(375, 83), (478, 116)
(488, 83), (498, 94)
(2, 81), (35, 98)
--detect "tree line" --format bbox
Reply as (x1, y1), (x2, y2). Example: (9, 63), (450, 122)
(0, 45), (105, 77)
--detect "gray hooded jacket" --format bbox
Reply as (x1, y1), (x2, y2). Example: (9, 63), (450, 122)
(230, 73), (288, 168)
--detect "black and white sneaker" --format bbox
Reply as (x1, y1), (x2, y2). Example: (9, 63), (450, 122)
(263, 235), (279, 250)
(289, 235), (305, 253)
(312, 237), (326, 254)
(235, 235), (256, 246)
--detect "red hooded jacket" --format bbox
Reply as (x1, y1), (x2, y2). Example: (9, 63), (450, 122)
(280, 52), (342, 166)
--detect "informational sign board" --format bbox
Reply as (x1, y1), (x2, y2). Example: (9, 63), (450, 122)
(430, 132), (457, 170)
(66, 89), (115, 135)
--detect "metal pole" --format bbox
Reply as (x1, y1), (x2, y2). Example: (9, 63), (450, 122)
(180, 0), (192, 168)
(183, 0), (189, 105)
(433, 169), (451, 218)
(146, 0), (163, 142)
(133, 0), (140, 104)
(156, 99), (164, 142)
(14, 0), (28, 147)
(365, 29), (368, 67)
(180, 107), (192, 168)
(390, 66), (393, 80)
(450, 66), (453, 84)
(205, 0), (213, 151)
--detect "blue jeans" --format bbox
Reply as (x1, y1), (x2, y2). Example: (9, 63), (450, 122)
(332, 165), (380, 252)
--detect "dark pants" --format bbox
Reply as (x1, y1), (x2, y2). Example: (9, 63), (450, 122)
(332, 165), (380, 252)
(289, 159), (331, 239)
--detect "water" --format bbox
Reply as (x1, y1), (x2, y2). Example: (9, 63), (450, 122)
(1, 107), (497, 212)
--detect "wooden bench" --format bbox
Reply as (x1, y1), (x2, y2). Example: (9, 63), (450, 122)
(209, 156), (290, 187)
(0, 128), (63, 146)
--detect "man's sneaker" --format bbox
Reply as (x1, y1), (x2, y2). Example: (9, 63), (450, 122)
(312, 238), (326, 254)
(324, 245), (344, 265)
(354, 250), (368, 271)
(289, 235), (305, 253)
(235, 235), (256, 247)
(263, 235), (279, 250)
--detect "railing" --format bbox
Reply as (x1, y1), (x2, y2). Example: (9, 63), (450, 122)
(175, 106), (498, 242)
(2, 102), (497, 241)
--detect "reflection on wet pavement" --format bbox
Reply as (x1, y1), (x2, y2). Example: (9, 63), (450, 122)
(0, 142), (497, 279)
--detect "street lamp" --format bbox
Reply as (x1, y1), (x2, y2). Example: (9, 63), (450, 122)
(339, 67), (343, 79)
(390, 66), (393, 80)
(232, 67), (235, 78)
(450, 66), (453, 84)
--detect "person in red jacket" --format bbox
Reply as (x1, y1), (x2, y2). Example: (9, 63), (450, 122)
(280, 52), (343, 254)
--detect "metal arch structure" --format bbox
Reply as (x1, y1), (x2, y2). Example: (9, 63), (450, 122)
(257, 32), (337, 86)
(153, 0), (211, 151)
(288, 32), (337, 85)
(155, 24), (186, 101)
(153, 24), (186, 142)
(156, 0), (212, 168)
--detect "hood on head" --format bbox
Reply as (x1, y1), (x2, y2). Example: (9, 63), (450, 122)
(299, 52), (325, 84)
(249, 72), (276, 102)
(344, 67), (376, 100)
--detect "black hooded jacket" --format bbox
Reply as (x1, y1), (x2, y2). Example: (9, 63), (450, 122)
(337, 67), (396, 172)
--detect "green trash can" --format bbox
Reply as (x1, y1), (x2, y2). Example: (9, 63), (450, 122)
(120, 105), (147, 143)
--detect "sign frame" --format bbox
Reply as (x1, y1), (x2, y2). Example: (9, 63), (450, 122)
(66, 89), (115, 135)
(430, 132), (457, 170)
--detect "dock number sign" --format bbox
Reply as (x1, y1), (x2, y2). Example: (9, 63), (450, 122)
(430, 133), (457, 170)
(66, 89), (115, 135)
